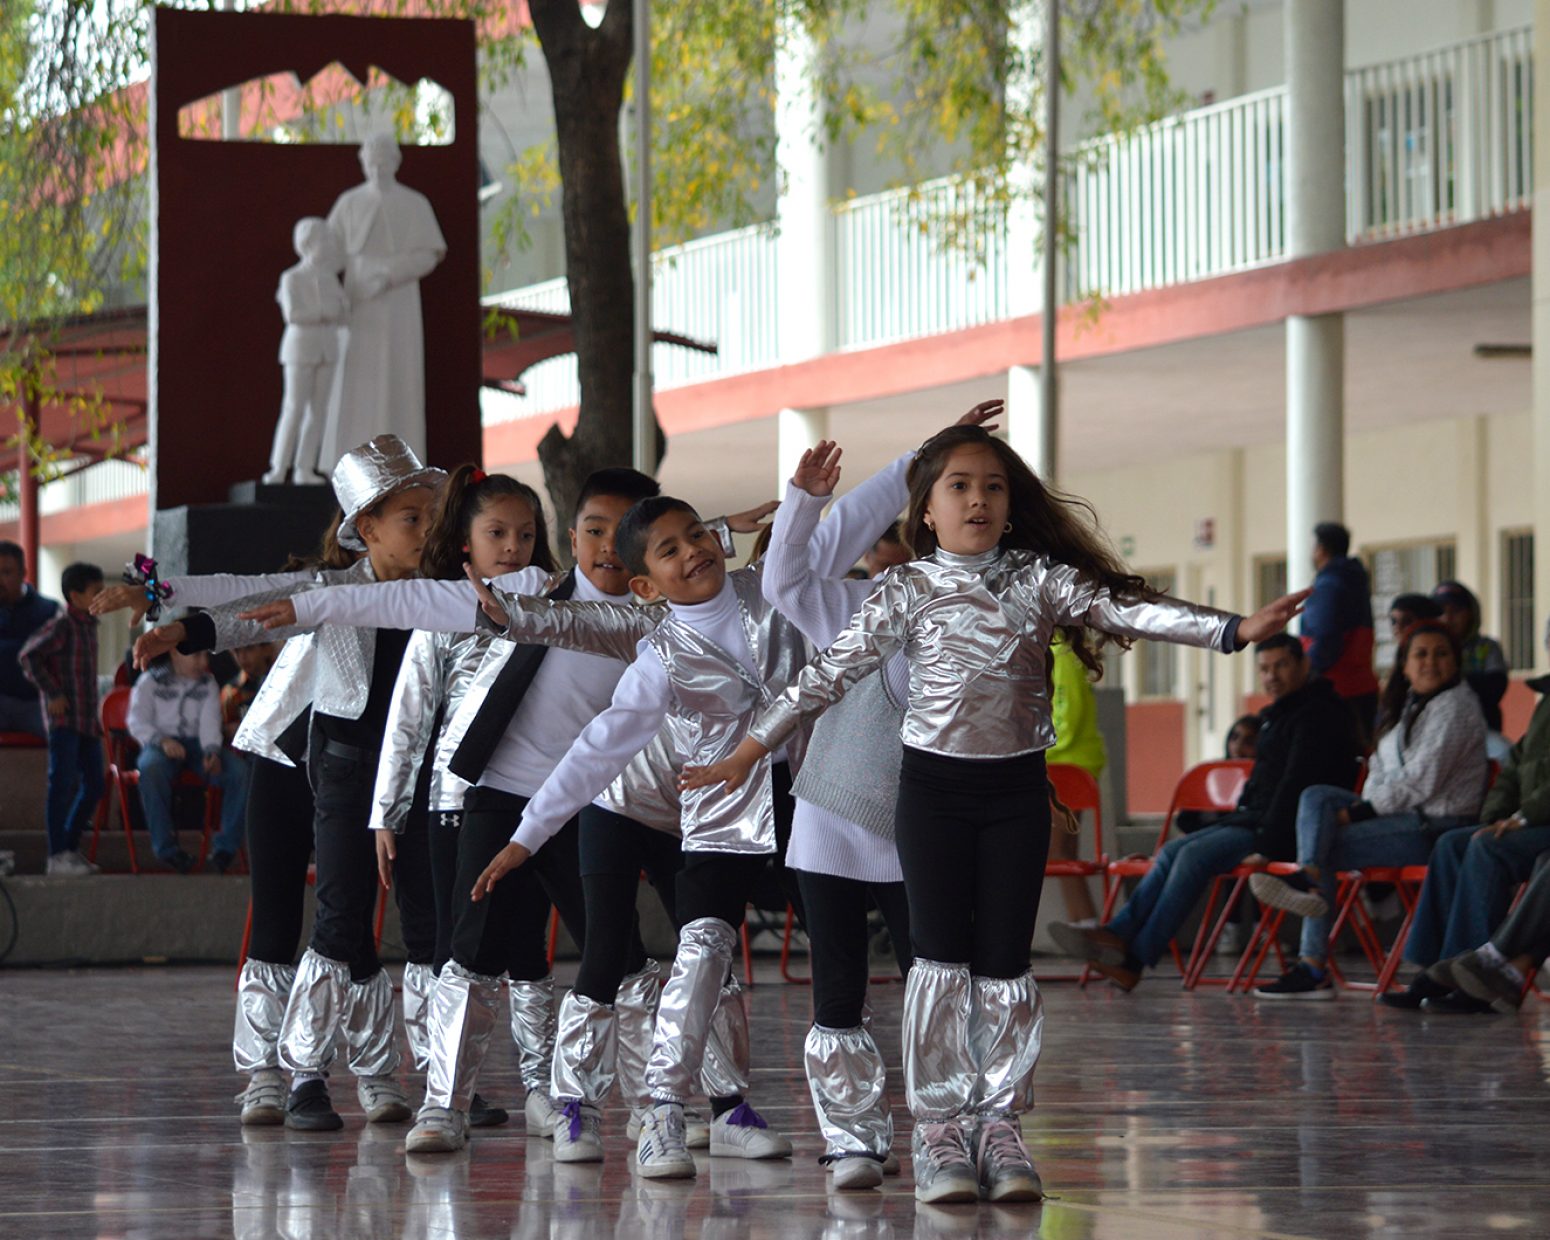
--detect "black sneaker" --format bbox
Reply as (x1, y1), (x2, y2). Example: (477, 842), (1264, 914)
(162, 849), (196, 875)
(1252, 962), (1335, 1001)
(1419, 990), (1495, 1015)
(1377, 973), (1449, 1010)
(285, 1079), (344, 1131)
(469, 1092), (509, 1128)
(209, 849), (236, 874)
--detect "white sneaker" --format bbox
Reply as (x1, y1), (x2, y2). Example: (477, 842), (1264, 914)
(635, 1102), (697, 1179)
(830, 1154), (885, 1190)
(629, 1106), (710, 1149)
(911, 1121), (978, 1204)
(67, 849), (100, 874)
(825, 1149), (900, 1176)
(552, 1101), (605, 1163)
(356, 1075), (412, 1123)
(405, 1106), (467, 1153)
(236, 1068), (287, 1127)
(525, 1089), (560, 1139)
(45, 851), (89, 876)
(707, 1102), (792, 1159)
(974, 1115), (1043, 1202)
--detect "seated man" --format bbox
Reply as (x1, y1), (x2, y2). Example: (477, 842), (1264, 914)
(1434, 854), (1550, 1014)
(1050, 634), (1362, 990)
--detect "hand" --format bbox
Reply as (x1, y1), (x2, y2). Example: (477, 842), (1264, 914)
(471, 842), (531, 901)
(161, 738), (187, 761)
(91, 583), (150, 622)
(239, 600), (298, 630)
(954, 399), (1004, 432)
(203, 751), (221, 777)
(679, 737), (768, 794)
(375, 830), (397, 891)
(792, 441), (843, 498)
(1334, 808), (1351, 827)
(1240, 852), (1269, 867)
(1235, 589), (1311, 647)
(727, 500), (780, 534)
(1476, 817), (1522, 840)
(463, 563), (509, 628)
(47, 696), (67, 720)
(134, 624), (186, 670)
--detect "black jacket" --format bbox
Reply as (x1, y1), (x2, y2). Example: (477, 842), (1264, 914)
(1234, 677), (1363, 859)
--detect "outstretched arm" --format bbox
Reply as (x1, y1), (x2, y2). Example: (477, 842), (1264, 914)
(242, 568), (553, 635)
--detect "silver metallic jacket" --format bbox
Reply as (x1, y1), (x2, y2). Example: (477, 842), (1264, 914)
(753, 546), (1238, 760)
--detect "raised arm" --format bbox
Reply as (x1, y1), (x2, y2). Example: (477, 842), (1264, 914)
(763, 481), (875, 647)
(369, 631), (450, 834)
(804, 452), (911, 578)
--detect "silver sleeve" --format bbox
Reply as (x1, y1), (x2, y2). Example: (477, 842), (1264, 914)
(1042, 563), (1235, 653)
(205, 579), (322, 652)
(370, 631), (447, 834)
(486, 591), (662, 662)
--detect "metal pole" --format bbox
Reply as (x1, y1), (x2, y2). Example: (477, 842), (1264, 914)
(631, 0), (656, 474)
(1039, 0), (1059, 481)
(19, 382), (40, 586)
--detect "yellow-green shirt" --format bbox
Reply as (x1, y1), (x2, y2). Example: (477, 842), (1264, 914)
(1048, 640), (1106, 776)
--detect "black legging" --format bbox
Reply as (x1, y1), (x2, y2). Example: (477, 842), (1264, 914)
(450, 785), (587, 979)
(573, 804), (685, 1003)
(245, 754), (316, 967)
(893, 746), (1050, 978)
(796, 868), (912, 1029)
(428, 810), (462, 973)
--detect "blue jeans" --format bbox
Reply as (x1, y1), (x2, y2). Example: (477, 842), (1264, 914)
(1292, 785), (1460, 960)
(136, 738), (249, 862)
(1107, 822), (1255, 968)
(1404, 822), (1550, 966)
(45, 727), (105, 857)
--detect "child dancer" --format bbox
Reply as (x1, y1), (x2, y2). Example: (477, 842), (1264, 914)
(683, 423), (1304, 1203)
(135, 434), (445, 1131)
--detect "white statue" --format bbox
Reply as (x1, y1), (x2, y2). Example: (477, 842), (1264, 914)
(320, 133), (447, 472)
(265, 217), (348, 485)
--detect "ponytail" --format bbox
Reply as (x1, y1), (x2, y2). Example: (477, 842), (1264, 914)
(421, 464), (556, 581)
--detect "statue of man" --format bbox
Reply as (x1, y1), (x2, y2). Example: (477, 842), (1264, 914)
(321, 134), (446, 471)
(265, 217), (347, 485)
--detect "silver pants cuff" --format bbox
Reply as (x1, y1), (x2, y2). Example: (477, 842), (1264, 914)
(805, 1023), (892, 1156)
(902, 958), (974, 1120)
(701, 973), (751, 1099)
(645, 917), (737, 1103)
(278, 949), (350, 1075)
(614, 960), (662, 1113)
(969, 969), (1042, 1116)
(402, 962), (436, 1072)
(509, 975), (556, 1093)
(424, 961), (501, 1111)
(234, 960), (296, 1074)
(343, 968), (402, 1078)
(551, 990), (617, 1105)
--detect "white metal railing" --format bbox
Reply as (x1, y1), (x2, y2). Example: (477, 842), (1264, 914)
(0, 456), (149, 524)
(1346, 25), (1533, 241)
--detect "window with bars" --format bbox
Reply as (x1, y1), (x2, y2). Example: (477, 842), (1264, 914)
(1502, 530), (1536, 671)
(1366, 540), (1458, 668)
(1136, 570), (1178, 699)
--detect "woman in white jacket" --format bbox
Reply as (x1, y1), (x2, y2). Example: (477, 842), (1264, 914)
(1251, 620), (1488, 998)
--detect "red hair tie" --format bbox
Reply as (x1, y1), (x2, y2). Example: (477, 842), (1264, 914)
(470, 467), (487, 483)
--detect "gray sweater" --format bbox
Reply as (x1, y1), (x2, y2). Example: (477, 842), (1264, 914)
(791, 670), (903, 839)
(1365, 681), (1488, 820)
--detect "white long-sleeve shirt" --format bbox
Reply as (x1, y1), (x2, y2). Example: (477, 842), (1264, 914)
(128, 667), (223, 754)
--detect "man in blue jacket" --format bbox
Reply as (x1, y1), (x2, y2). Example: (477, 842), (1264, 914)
(1301, 522), (1379, 740)
(0, 542), (59, 736)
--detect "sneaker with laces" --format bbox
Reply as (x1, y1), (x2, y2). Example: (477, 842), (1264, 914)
(356, 1075), (412, 1123)
(974, 1116), (1043, 1202)
(708, 1101), (792, 1159)
(825, 1150), (901, 1176)
(284, 1079), (343, 1131)
(1452, 951), (1526, 1013)
(236, 1068), (287, 1126)
(553, 1099), (605, 1163)
(45, 850), (90, 877)
(635, 1102), (697, 1179)
(1252, 962), (1335, 1001)
(826, 1152), (885, 1191)
(405, 1106), (467, 1153)
(524, 1089), (559, 1139)
(629, 1106), (710, 1148)
(1248, 871), (1329, 919)
(911, 1120), (978, 1204)
(469, 1092), (509, 1128)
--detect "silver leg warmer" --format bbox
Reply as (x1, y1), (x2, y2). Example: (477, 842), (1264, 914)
(423, 961), (501, 1111)
(968, 970), (1042, 1116)
(550, 989), (618, 1105)
(700, 973), (752, 1099)
(342, 969), (402, 1079)
(509, 974), (557, 1093)
(277, 949), (350, 1076)
(804, 1023), (892, 1157)
(614, 960), (662, 1114)
(233, 960), (297, 1075)
(645, 917), (737, 1104)
(902, 958), (974, 1121)
(401, 962), (436, 1072)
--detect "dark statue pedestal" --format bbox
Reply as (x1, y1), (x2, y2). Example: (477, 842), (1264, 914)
(152, 481), (338, 579)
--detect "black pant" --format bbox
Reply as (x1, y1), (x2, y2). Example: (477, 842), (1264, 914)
(392, 806), (437, 967)
(245, 754), (316, 967)
(450, 785), (587, 979)
(894, 746), (1049, 978)
(796, 868), (913, 1029)
(428, 810), (462, 973)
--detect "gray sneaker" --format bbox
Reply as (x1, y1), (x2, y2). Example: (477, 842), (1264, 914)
(405, 1106), (467, 1153)
(1451, 951), (1525, 1014)
(356, 1075), (412, 1123)
(629, 1105), (711, 1148)
(910, 1121), (978, 1204)
(635, 1102), (696, 1179)
(974, 1115), (1043, 1202)
(236, 1068), (287, 1127)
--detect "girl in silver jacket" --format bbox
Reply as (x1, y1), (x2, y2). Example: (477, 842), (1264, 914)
(684, 424), (1305, 1205)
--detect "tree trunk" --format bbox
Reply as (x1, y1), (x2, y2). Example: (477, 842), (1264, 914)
(528, 0), (665, 529)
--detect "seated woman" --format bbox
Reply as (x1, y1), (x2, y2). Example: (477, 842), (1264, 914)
(1250, 620), (1488, 999)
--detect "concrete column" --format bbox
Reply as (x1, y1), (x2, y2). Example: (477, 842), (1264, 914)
(776, 406), (829, 494)
(774, 17), (834, 362)
(1007, 364), (1055, 480)
(1532, 0), (1550, 671)
(1283, 0), (1346, 592)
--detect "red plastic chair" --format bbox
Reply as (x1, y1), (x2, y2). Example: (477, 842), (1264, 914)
(0, 730), (45, 749)
(93, 685), (222, 874)
(1044, 764), (1106, 985)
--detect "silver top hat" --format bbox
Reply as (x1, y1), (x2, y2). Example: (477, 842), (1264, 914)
(332, 434), (446, 552)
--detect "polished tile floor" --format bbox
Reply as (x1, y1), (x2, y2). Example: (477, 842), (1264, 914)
(4, 963), (1550, 1238)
